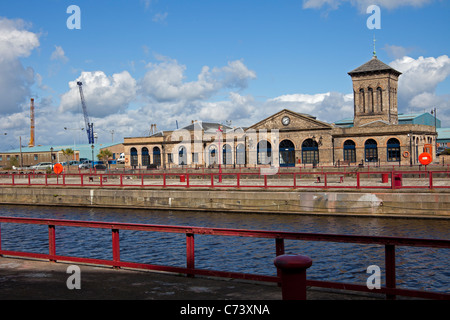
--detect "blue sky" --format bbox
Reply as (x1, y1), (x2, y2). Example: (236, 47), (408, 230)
(0, 0), (449, 150)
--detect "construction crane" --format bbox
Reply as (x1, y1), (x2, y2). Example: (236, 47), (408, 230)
(76, 81), (95, 144)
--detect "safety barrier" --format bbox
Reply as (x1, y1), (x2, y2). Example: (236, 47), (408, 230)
(0, 216), (449, 300)
(0, 169), (449, 189)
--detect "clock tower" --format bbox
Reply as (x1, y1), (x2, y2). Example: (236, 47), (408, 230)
(348, 55), (402, 127)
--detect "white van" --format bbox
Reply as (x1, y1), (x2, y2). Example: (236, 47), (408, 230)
(117, 153), (126, 164)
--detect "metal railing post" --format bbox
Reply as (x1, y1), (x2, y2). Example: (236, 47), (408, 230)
(112, 228), (120, 269)
(385, 244), (396, 300)
(186, 233), (195, 277)
(48, 225), (56, 262)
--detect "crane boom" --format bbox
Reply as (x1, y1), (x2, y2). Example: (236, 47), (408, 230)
(77, 81), (94, 144)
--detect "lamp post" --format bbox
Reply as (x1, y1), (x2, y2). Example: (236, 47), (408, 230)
(50, 147), (54, 165)
(431, 108), (437, 155)
(217, 125), (223, 183)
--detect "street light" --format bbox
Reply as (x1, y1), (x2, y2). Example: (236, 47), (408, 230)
(408, 133), (412, 167)
(50, 147), (54, 166)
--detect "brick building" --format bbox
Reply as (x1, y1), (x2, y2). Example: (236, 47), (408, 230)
(121, 55), (438, 168)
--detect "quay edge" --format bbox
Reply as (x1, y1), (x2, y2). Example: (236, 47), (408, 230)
(0, 186), (449, 218)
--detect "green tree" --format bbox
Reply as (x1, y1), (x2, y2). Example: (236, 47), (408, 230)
(97, 149), (113, 166)
(61, 148), (74, 171)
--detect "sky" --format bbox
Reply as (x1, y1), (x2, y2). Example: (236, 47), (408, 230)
(0, 0), (449, 150)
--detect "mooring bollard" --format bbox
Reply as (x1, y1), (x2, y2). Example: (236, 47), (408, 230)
(274, 254), (312, 300)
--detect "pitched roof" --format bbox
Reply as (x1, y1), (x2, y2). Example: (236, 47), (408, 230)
(348, 57), (401, 76)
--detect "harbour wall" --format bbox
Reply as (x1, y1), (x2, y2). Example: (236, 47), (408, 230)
(0, 186), (449, 218)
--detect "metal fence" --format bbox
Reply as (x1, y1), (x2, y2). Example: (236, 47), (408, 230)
(0, 216), (449, 300)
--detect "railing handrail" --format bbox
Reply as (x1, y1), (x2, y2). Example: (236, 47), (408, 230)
(0, 216), (449, 300)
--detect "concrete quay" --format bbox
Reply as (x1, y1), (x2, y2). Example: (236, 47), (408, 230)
(0, 256), (388, 301)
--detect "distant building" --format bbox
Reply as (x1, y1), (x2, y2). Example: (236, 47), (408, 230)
(0, 143), (122, 169)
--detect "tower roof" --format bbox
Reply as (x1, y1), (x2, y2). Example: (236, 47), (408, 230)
(348, 57), (401, 76)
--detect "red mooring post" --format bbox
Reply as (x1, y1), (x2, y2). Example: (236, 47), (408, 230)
(274, 254), (312, 300)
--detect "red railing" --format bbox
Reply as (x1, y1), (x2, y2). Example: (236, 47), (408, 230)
(1, 169), (449, 189)
(0, 216), (449, 300)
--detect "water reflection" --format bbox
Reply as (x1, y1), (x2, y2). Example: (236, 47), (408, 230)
(0, 205), (449, 293)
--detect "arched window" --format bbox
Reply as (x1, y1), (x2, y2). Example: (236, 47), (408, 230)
(364, 139), (378, 163)
(236, 143), (246, 165)
(257, 140), (272, 165)
(343, 140), (356, 163)
(368, 87), (374, 113)
(141, 147), (150, 166)
(387, 138), (400, 162)
(279, 139), (295, 167)
(208, 145), (217, 166)
(153, 147), (161, 167)
(302, 139), (319, 164)
(223, 144), (232, 165)
(130, 148), (138, 167)
(377, 87), (383, 112)
(359, 88), (365, 113)
(178, 146), (187, 166)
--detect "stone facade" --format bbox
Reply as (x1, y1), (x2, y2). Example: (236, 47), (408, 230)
(122, 56), (437, 168)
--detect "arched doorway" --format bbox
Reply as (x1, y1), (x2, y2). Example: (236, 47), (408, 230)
(387, 138), (400, 162)
(257, 140), (272, 165)
(302, 139), (319, 164)
(236, 143), (246, 165)
(130, 148), (138, 167)
(343, 140), (356, 163)
(208, 145), (218, 166)
(223, 144), (232, 165)
(279, 139), (295, 167)
(365, 139), (378, 163)
(178, 146), (187, 165)
(142, 147), (150, 167)
(153, 147), (161, 167)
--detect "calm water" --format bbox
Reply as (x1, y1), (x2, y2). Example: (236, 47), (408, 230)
(0, 205), (449, 293)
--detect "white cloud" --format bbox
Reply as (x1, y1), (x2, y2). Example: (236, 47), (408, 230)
(50, 45), (68, 63)
(303, 0), (433, 11)
(389, 55), (450, 124)
(152, 12), (168, 24)
(0, 18), (39, 115)
(140, 58), (256, 102)
(267, 92), (354, 123)
(59, 70), (137, 118)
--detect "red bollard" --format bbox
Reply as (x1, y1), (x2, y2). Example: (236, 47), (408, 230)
(274, 254), (312, 300)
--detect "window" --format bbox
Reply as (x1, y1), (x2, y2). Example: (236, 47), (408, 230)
(377, 87), (383, 111)
(387, 138), (400, 162)
(192, 153), (198, 163)
(236, 144), (245, 165)
(364, 139), (378, 163)
(130, 148), (138, 167)
(302, 139), (319, 164)
(343, 140), (356, 163)
(34, 154), (38, 161)
(279, 140), (295, 167)
(141, 147), (150, 166)
(178, 146), (187, 165)
(257, 140), (272, 165)
(368, 87), (374, 112)
(223, 144), (232, 165)
(153, 147), (161, 166)
(359, 88), (365, 113)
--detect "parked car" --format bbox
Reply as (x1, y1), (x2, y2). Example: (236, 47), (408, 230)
(437, 147), (448, 156)
(94, 164), (107, 170)
(69, 160), (80, 166)
(79, 160), (92, 169)
(31, 162), (53, 170)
